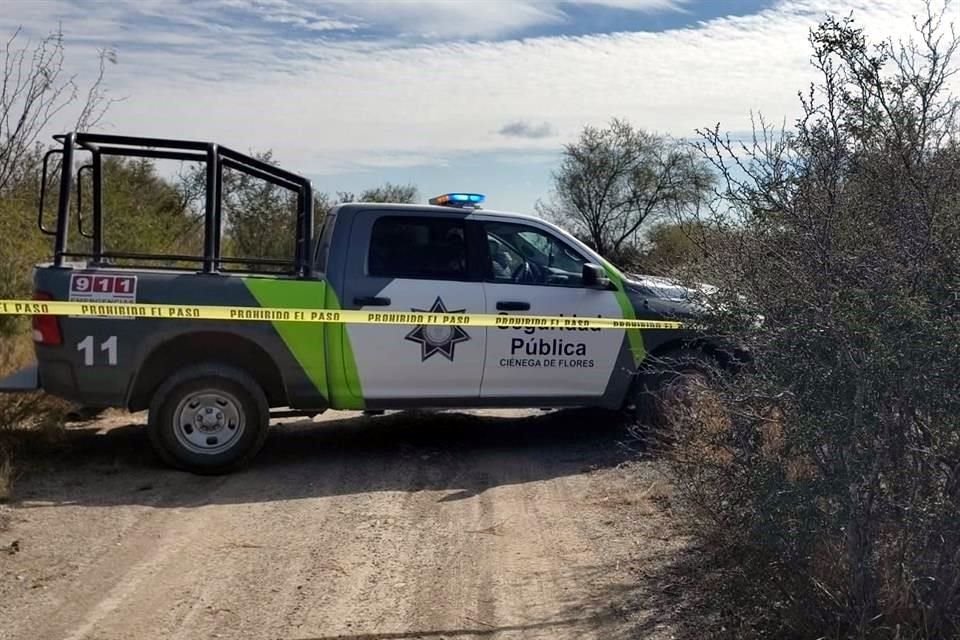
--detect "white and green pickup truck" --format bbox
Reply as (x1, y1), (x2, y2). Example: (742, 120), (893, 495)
(1, 133), (742, 473)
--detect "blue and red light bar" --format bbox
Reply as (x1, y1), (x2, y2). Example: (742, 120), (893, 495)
(429, 193), (485, 208)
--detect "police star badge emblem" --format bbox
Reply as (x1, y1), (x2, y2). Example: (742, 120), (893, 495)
(405, 297), (471, 362)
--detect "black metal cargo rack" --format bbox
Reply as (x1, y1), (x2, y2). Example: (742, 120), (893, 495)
(39, 132), (315, 276)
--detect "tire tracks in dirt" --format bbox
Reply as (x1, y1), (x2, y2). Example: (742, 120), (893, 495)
(0, 410), (686, 640)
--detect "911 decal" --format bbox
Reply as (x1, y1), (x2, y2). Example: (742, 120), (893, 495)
(69, 274), (139, 320)
(70, 274), (137, 302)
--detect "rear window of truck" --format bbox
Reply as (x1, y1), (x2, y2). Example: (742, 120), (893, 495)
(368, 216), (467, 280)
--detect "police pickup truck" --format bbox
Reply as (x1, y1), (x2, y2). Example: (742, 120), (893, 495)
(2, 133), (731, 473)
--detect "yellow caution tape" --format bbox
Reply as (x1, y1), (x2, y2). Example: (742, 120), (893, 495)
(0, 299), (683, 330)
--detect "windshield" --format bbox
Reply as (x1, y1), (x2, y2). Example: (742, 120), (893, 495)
(485, 221), (589, 285)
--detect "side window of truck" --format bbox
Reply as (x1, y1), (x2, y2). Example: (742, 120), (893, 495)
(484, 221), (588, 287)
(368, 216), (468, 280)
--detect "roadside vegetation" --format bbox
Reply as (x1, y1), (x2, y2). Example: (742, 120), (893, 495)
(656, 5), (960, 637)
(0, 28), (110, 500)
(535, 3), (959, 637)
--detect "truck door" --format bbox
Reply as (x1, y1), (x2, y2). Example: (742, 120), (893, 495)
(478, 219), (625, 400)
(341, 211), (486, 401)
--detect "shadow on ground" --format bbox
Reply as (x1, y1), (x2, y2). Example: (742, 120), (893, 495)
(7, 410), (738, 639)
(628, 544), (783, 640)
(279, 555), (730, 640)
(9, 409), (646, 509)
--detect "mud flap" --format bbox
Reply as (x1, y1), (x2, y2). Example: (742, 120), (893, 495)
(0, 365), (39, 393)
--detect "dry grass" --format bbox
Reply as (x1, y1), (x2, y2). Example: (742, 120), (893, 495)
(656, 378), (733, 467)
(0, 333), (68, 500)
(662, 375), (960, 639)
(0, 453), (11, 502)
(0, 330), (33, 376)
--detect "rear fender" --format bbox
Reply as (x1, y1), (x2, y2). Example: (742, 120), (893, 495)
(125, 329), (294, 411)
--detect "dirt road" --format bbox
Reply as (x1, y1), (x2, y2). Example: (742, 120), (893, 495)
(0, 409), (690, 640)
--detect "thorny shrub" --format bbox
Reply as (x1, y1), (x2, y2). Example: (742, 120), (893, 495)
(663, 5), (960, 638)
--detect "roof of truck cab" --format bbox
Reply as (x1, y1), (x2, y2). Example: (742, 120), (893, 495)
(331, 202), (545, 223)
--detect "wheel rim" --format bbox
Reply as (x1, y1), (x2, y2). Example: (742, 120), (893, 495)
(172, 389), (245, 455)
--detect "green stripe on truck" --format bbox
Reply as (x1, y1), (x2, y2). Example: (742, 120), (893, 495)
(242, 278), (365, 410)
(598, 261), (646, 365)
(323, 290), (365, 410)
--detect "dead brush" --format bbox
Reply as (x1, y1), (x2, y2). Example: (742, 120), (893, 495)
(0, 449), (11, 502)
(658, 4), (960, 636)
(0, 334), (69, 500)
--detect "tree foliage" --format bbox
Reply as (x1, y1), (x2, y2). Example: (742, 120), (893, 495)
(336, 182), (418, 206)
(182, 152), (419, 267)
(541, 118), (712, 262)
(0, 26), (113, 339)
(95, 157), (201, 258)
(220, 151), (299, 265)
(668, 5), (960, 637)
(1, 26), (115, 462)
(632, 220), (716, 275)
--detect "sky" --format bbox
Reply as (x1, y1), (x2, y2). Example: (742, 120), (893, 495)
(2, 0), (941, 212)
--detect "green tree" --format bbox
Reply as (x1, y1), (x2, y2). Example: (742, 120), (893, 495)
(0, 160), (50, 337)
(207, 153), (419, 267)
(636, 220), (716, 274)
(94, 157), (202, 259)
(219, 152), (298, 266)
(540, 119), (712, 262)
(336, 182), (418, 205)
(0, 25), (115, 476)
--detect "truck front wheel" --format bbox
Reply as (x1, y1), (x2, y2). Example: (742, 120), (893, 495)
(148, 363), (269, 474)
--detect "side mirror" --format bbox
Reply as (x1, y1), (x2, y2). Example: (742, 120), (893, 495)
(582, 263), (612, 289)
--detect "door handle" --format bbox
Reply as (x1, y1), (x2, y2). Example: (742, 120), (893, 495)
(496, 301), (530, 311)
(354, 296), (391, 306)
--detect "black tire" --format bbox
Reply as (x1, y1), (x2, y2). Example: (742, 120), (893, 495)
(631, 348), (714, 431)
(148, 363), (269, 474)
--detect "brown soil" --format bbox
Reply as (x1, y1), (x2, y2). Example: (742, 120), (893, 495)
(0, 409), (692, 640)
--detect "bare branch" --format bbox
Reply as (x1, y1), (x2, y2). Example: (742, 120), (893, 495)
(0, 26), (114, 195)
(543, 118), (713, 262)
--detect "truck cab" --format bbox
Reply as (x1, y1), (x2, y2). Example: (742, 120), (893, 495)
(4, 133), (716, 473)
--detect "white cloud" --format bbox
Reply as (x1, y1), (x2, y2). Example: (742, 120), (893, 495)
(309, 0), (692, 39)
(318, 1), (566, 39)
(0, 0), (942, 178)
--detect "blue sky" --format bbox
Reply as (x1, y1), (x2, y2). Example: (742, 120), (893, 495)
(3, 0), (932, 212)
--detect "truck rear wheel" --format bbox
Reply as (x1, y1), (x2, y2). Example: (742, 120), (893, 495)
(148, 363), (269, 474)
